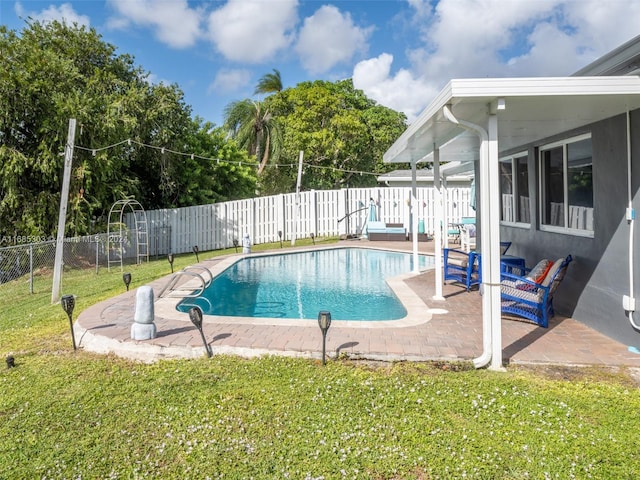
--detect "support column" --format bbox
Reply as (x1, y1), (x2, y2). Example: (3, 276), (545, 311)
(433, 147), (444, 300)
(487, 113), (504, 370)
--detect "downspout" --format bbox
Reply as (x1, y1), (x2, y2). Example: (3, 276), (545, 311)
(442, 105), (492, 368)
(625, 110), (640, 330)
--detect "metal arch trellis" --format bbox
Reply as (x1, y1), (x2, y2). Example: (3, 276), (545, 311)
(107, 199), (149, 271)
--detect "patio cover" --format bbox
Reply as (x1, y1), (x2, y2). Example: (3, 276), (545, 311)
(383, 76), (640, 370)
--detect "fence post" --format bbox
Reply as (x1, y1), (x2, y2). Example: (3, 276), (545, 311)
(51, 118), (76, 303)
(29, 244), (34, 294)
(95, 238), (99, 274)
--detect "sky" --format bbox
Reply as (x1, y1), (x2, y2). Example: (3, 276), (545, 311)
(2, 0), (640, 127)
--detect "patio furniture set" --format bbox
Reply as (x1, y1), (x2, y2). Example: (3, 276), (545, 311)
(443, 242), (572, 328)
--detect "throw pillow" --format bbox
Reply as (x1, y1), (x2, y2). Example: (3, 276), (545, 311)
(525, 259), (552, 284)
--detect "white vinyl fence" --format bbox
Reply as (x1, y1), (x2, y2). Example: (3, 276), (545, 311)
(0, 186), (472, 294)
(129, 186), (474, 256)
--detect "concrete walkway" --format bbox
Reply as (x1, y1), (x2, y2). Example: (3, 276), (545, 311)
(75, 239), (640, 367)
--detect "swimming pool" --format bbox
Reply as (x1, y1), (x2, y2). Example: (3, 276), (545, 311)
(177, 248), (433, 321)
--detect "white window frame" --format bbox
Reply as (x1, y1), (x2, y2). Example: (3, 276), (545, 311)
(500, 151), (530, 228)
(538, 133), (594, 238)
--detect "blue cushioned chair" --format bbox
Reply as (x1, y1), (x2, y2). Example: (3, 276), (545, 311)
(443, 248), (480, 291)
(500, 255), (572, 328)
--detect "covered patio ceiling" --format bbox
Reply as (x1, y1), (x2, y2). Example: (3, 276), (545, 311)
(384, 76), (640, 166)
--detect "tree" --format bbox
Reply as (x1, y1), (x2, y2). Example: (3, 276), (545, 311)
(0, 21), (255, 238)
(259, 79), (407, 195)
(175, 118), (256, 205)
(254, 68), (282, 95)
(223, 99), (282, 175)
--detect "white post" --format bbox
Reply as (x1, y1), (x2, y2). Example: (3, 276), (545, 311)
(51, 118), (76, 304)
(291, 150), (304, 246)
(411, 194), (419, 272)
(487, 113), (504, 371)
(433, 147), (444, 300)
(410, 162), (419, 272)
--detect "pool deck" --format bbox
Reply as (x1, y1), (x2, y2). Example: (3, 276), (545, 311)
(75, 239), (640, 368)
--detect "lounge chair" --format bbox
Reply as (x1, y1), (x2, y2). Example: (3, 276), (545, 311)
(500, 255), (573, 327)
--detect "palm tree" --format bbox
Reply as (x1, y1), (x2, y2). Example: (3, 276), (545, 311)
(224, 69), (284, 175)
(254, 68), (282, 95)
(223, 99), (282, 175)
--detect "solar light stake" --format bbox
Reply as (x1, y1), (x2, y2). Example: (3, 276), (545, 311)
(233, 239), (239, 253)
(61, 294), (77, 350)
(188, 306), (212, 358)
(310, 232), (315, 245)
(192, 245), (199, 263)
(167, 253), (174, 273)
(278, 230), (283, 248)
(123, 272), (132, 291)
(317, 310), (332, 365)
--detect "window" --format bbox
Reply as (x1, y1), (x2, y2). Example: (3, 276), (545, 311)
(540, 134), (593, 233)
(500, 152), (530, 224)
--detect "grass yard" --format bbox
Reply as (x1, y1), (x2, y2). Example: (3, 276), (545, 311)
(1, 239), (640, 479)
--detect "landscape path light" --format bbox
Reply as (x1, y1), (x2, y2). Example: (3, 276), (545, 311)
(233, 239), (239, 253)
(278, 230), (283, 248)
(310, 232), (315, 245)
(167, 253), (174, 273)
(317, 310), (332, 365)
(61, 294), (77, 350)
(193, 245), (200, 263)
(188, 306), (212, 358)
(123, 272), (132, 291)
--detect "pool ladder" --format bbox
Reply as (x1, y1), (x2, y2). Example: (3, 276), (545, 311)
(157, 265), (214, 300)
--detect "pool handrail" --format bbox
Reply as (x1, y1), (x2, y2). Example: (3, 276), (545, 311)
(182, 265), (213, 288)
(157, 265), (214, 300)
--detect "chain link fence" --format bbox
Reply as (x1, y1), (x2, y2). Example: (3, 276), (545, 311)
(0, 229), (172, 295)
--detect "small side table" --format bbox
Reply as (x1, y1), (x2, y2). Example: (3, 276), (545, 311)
(500, 255), (526, 269)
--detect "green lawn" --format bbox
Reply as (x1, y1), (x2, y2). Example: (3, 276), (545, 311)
(1, 239), (639, 479)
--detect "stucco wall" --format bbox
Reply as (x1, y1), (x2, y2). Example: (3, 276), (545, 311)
(500, 109), (640, 347)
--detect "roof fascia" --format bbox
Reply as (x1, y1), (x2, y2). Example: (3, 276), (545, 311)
(573, 34), (640, 76)
(384, 76), (640, 164)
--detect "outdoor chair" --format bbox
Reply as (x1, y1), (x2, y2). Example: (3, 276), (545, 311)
(459, 217), (476, 252)
(443, 248), (480, 291)
(500, 255), (573, 328)
(460, 224), (476, 252)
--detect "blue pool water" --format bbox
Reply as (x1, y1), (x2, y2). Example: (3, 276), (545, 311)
(178, 248), (433, 321)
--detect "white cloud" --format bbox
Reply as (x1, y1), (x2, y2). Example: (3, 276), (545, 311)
(295, 5), (372, 75)
(209, 68), (252, 94)
(106, 0), (203, 49)
(353, 54), (437, 122)
(206, 0), (298, 63)
(354, 0), (640, 124)
(405, 0), (434, 18)
(14, 1), (90, 27)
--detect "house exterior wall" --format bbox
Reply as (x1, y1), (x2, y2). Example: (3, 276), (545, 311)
(500, 109), (640, 346)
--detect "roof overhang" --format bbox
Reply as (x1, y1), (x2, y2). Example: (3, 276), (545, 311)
(384, 76), (640, 165)
(377, 162), (474, 183)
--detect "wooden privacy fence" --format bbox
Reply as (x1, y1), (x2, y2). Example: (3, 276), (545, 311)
(126, 186), (473, 256)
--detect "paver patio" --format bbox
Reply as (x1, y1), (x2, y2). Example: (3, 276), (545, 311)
(75, 239), (640, 368)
